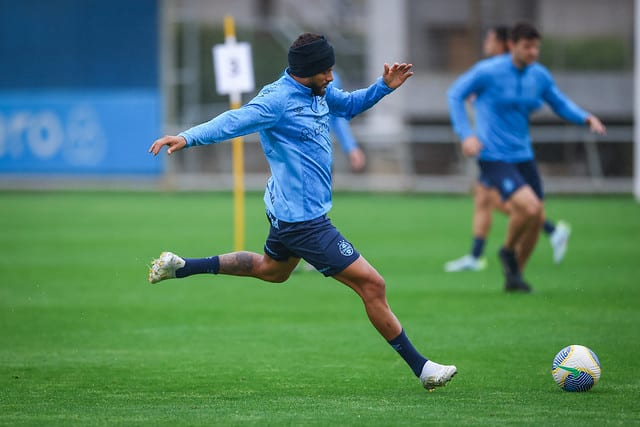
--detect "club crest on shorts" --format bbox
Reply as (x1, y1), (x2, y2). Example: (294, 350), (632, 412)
(337, 240), (354, 257)
(502, 178), (515, 194)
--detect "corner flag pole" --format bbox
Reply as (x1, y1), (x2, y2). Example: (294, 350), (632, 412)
(224, 16), (245, 250)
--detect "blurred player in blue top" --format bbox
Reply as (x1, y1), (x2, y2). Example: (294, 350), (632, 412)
(444, 25), (571, 273)
(148, 33), (456, 390)
(447, 22), (606, 292)
(331, 71), (366, 172)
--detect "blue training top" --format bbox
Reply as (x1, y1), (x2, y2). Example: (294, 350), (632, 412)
(447, 53), (589, 162)
(179, 69), (393, 222)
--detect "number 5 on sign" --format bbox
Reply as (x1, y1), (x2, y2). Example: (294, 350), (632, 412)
(212, 42), (255, 95)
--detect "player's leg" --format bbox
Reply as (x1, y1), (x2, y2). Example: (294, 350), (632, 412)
(148, 250), (300, 284)
(333, 256), (400, 339)
(496, 185), (540, 292)
(542, 218), (556, 236)
(292, 216), (455, 390)
(480, 160), (541, 291)
(501, 160), (548, 290)
(503, 185), (542, 255)
(333, 256), (456, 390)
(542, 218), (571, 264)
(149, 213), (301, 284)
(511, 160), (546, 270)
(491, 188), (510, 216)
(444, 182), (491, 272)
(474, 184), (494, 234)
(218, 252), (300, 282)
(510, 192), (544, 271)
(470, 182), (494, 255)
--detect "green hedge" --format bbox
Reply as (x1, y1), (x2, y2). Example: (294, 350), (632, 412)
(540, 36), (630, 71)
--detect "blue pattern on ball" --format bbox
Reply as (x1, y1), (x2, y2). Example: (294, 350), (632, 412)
(551, 345), (601, 392)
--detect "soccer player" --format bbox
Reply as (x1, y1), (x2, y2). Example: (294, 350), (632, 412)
(445, 25), (571, 273)
(148, 33), (456, 390)
(447, 22), (606, 291)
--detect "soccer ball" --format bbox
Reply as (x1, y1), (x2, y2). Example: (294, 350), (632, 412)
(551, 345), (601, 392)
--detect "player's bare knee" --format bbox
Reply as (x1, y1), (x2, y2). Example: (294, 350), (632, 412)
(361, 277), (387, 302)
(476, 192), (493, 209)
(524, 200), (543, 219)
(263, 270), (291, 283)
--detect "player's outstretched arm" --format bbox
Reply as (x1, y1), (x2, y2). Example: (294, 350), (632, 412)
(586, 115), (606, 136)
(382, 62), (414, 89)
(149, 135), (187, 156)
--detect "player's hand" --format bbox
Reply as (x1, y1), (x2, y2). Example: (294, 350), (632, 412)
(382, 63), (414, 89)
(149, 135), (187, 156)
(349, 147), (366, 172)
(586, 115), (606, 136)
(461, 136), (483, 157)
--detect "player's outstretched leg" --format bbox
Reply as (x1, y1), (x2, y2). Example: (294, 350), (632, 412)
(335, 257), (457, 391)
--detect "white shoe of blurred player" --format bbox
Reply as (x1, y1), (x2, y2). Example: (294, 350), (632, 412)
(148, 251), (185, 284)
(550, 221), (571, 264)
(420, 360), (457, 390)
(444, 254), (487, 272)
(293, 260), (317, 273)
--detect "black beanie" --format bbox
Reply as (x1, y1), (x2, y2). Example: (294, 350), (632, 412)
(288, 36), (335, 78)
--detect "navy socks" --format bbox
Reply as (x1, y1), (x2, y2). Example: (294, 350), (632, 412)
(471, 222), (556, 255)
(387, 329), (428, 377)
(543, 220), (555, 236)
(175, 256), (220, 278)
(498, 247), (520, 275)
(471, 237), (486, 258)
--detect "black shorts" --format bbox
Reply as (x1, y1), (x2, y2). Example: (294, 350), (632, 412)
(478, 160), (544, 201)
(263, 211), (360, 277)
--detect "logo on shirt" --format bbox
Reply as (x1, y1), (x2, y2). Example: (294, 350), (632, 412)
(266, 210), (279, 229)
(300, 117), (330, 143)
(337, 240), (354, 257)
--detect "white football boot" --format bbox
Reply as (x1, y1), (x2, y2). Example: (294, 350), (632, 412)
(444, 254), (487, 272)
(420, 360), (457, 391)
(148, 251), (185, 284)
(550, 221), (571, 264)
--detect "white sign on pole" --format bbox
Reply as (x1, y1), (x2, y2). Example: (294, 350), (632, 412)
(212, 42), (255, 95)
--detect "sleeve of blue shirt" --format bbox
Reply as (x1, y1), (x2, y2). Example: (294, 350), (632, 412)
(329, 72), (357, 154)
(539, 68), (589, 125)
(447, 64), (486, 141)
(326, 77), (394, 120)
(179, 87), (285, 147)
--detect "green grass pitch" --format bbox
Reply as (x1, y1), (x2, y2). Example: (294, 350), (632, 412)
(1, 191), (639, 426)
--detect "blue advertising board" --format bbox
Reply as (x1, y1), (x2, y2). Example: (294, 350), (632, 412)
(0, 90), (161, 174)
(0, 0), (162, 176)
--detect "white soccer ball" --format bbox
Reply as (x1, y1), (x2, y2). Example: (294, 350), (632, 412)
(551, 345), (601, 392)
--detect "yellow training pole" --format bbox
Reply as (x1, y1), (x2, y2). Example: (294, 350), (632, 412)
(224, 16), (245, 251)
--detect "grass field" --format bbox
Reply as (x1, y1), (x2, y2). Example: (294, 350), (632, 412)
(1, 191), (639, 426)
